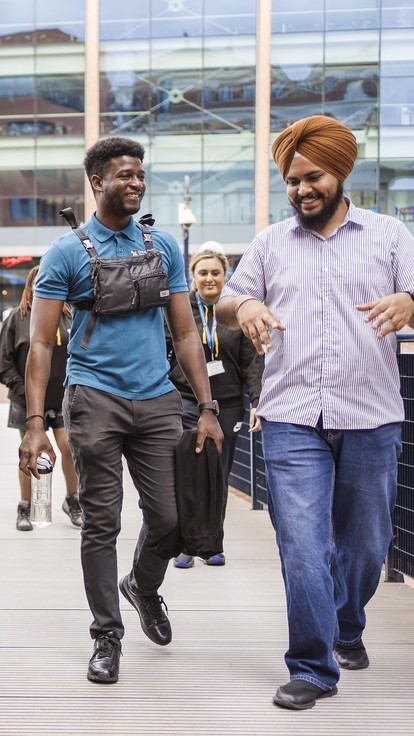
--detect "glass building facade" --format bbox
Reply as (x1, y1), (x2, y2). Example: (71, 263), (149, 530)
(0, 0), (413, 315)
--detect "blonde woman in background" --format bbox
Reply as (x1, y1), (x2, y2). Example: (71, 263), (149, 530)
(167, 245), (264, 568)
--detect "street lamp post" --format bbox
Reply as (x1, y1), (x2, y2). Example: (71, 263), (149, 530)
(178, 174), (196, 284)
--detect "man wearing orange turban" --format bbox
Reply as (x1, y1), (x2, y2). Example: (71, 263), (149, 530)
(216, 115), (414, 710)
(272, 114), (358, 182)
(270, 115), (359, 237)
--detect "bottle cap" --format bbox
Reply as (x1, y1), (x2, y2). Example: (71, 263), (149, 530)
(37, 452), (53, 472)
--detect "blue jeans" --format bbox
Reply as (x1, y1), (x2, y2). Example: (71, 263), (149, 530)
(261, 418), (401, 690)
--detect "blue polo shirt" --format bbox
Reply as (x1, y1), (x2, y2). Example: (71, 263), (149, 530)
(35, 214), (188, 400)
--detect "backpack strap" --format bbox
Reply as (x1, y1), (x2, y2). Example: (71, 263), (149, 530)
(59, 207), (98, 258)
(59, 207), (100, 348)
(138, 221), (154, 251)
(79, 311), (98, 350)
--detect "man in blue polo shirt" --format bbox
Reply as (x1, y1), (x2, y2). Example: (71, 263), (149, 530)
(19, 137), (223, 684)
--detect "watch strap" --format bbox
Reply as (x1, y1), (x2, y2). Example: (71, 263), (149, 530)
(198, 400), (219, 415)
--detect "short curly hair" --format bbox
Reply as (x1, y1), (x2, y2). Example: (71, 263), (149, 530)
(83, 137), (145, 181)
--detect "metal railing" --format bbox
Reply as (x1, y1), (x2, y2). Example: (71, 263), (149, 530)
(388, 335), (414, 579)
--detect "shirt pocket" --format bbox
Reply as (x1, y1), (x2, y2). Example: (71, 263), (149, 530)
(339, 261), (388, 303)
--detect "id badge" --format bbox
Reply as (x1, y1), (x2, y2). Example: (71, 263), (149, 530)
(207, 360), (225, 377)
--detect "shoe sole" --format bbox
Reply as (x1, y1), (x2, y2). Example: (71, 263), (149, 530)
(203, 559), (225, 566)
(16, 525), (33, 531)
(273, 686), (338, 710)
(173, 561), (194, 568)
(334, 651), (370, 670)
(87, 671), (118, 684)
(334, 649), (369, 670)
(119, 577), (172, 646)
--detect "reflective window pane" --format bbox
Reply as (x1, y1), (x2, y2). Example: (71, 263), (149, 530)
(100, 0), (149, 19)
(272, 0), (324, 34)
(0, 72), (84, 139)
(270, 64), (323, 130)
(324, 65), (378, 130)
(0, 2), (84, 43)
(381, 0), (414, 28)
(100, 0), (150, 40)
(0, 169), (84, 226)
(100, 60), (256, 137)
(100, 22), (150, 41)
(36, 1), (85, 23)
(326, 0), (379, 31)
(381, 77), (414, 126)
(381, 60), (414, 77)
(0, 2), (35, 35)
(204, 11), (256, 36)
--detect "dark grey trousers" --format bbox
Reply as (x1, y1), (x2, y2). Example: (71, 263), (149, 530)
(63, 384), (183, 639)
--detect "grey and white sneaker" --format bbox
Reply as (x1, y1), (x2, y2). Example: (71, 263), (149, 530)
(62, 493), (83, 528)
(16, 501), (33, 531)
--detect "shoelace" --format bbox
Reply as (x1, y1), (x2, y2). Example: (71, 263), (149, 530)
(96, 635), (122, 658)
(67, 495), (81, 510)
(17, 504), (30, 519)
(145, 594), (168, 620)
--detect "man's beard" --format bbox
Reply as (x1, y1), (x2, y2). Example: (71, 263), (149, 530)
(291, 181), (344, 231)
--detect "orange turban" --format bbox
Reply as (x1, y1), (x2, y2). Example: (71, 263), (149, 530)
(272, 115), (358, 181)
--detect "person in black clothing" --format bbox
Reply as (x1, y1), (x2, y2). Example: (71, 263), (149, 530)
(0, 266), (81, 531)
(168, 247), (264, 568)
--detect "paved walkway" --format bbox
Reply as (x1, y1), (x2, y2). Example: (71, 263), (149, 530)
(0, 401), (413, 735)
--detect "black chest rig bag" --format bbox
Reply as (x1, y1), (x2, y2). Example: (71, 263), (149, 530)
(60, 208), (171, 349)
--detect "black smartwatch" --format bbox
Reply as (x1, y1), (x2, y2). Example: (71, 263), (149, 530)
(198, 400), (220, 416)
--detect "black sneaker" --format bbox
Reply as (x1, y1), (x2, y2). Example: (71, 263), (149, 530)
(87, 632), (122, 684)
(119, 576), (172, 646)
(273, 680), (338, 710)
(16, 501), (33, 532)
(62, 493), (83, 528)
(334, 642), (369, 670)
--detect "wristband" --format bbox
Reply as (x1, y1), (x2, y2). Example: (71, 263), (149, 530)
(198, 400), (220, 416)
(25, 414), (45, 424)
(234, 296), (260, 317)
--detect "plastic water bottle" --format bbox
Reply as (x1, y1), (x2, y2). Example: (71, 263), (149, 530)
(30, 452), (53, 527)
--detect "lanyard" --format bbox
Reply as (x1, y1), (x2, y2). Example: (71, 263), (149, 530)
(195, 291), (219, 360)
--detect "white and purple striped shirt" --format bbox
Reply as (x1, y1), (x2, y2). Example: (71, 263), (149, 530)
(221, 199), (414, 429)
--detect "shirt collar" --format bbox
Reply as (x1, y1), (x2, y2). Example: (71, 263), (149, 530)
(88, 213), (137, 243)
(342, 197), (365, 229)
(195, 291), (216, 308)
